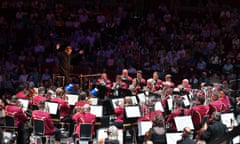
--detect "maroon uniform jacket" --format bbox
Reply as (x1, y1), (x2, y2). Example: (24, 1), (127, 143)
(219, 96), (230, 113)
(72, 112), (96, 136)
(191, 105), (209, 129)
(33, 95), (47, 105)
(5, 105), (27, 127)
(114, 105), (124, 122)
(208, 100), (224, 116)
(51, 97), (70, 118)
(32, 110), (56, 135)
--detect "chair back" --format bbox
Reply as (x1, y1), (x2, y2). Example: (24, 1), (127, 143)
(5, 115), (15, 128)
(33, 119), (45, 136)
(80, 123), (92, 140)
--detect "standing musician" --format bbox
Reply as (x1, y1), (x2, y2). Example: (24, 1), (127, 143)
(152, 72), (162, 91)
(120, 69), (133, 88)
(112, 75), (128, 97)
(162, 74), (175, 88)
(134, 70), (146, 90)
(96, 73), (112, 97)
(166, 99), (191, 131)
(5, 95), (29, 144)
(32, 101), (61, 144)
(177, 79), (192, 94)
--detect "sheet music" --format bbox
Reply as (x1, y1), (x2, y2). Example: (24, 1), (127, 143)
(174, 116), (194, 131)
(18, 99), (29, 111)
(166, 133), (182, 144)
(66, 94), (79, 105)
(138, 121), (153, 136)
(45, 102), (58, 115)
(125, 106), (141, 118)
(182, 95), (190, 107)
(233, 136), (240, 144)
(154, 101), (164, 112)
(167, 98), (173, 111)
(112, 98), (124, 109)
(137, 93), (146, 103)
(130, 96), (138, 105)
(90, 105), (103, 117)
(221, 113), (237, 128)
(89, 97), (98, 105)
(97, 128), (123, 144)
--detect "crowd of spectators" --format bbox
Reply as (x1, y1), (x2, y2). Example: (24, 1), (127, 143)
(0, 0), (240, 96)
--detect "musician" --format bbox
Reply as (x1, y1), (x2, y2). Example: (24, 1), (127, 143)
(144, 115), (167, 144)
(218, 88), (231, 113)
(74, 91), (90, 112)
(72, 104), (96, 141)
(129, 79), (143, 96)
(177, 79), (192, 94)
(5, 96), (28, 144)
(143, 78), (162, 96)
(98, 125), (120, 144)
(112, 75), (128, 97)
(191, 95), (209, 131)
(176, 126), (195, 144)
(51, 87), (71, 122)
(96, 73), (112, 97)
(120, 69), (132, 87)
(97, 73), (112, 90)
(137, 104), (163, 122)
(32, 101), (61, 144)
(114, 100), (124, 123)
(166, 100), (191, 131)
(134, 70), (146, 89)
(208, 89), (224, 116)
(162, 74), (175, 88)
(152, 72), (162, 91)
(15, 84), (28, 99)
(32, 89), (47, 106)
(200, 112), (228, 143)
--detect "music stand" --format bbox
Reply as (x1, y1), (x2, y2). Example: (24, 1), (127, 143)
(90, 105), (103, 118)
(174, 116), (194, 131)
(18, 99), (29, 112)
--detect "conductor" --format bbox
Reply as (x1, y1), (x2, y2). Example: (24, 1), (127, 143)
(56, 43), (84, 84)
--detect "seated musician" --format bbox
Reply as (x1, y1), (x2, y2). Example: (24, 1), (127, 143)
(138, 98), (163, 122)
(208, 89), (224, 116)
(32, 89), (47, 105)
(32, 101), (61, 144)
(5, 95), (32, 144)
(98, 125), (121, 144)
(144, 115), (167, 144)
(191, 95), (209, 131)
(51, 87), (71, 122)
(15, 83), (28, 99)
(113, 100), (124, 129)
(218, 88), (231, 113)
(143, 78), (161, 96)
(72, 104), (96, 141)
(176, 126), (195, 144)
(74, 91), (90, 113)
(120, 69), (132, 88)
(128, 78), (142, 95)
(166, 99), (191, 131)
